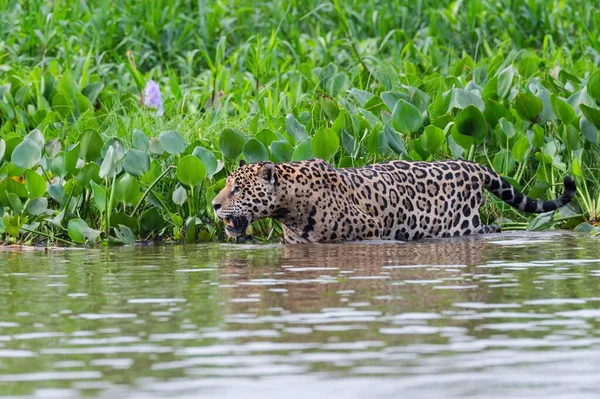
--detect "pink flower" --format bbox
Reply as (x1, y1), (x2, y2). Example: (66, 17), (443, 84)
(143, 80), (164, 116)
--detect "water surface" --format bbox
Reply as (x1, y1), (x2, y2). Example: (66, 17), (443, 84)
(0, 232), (599, 398)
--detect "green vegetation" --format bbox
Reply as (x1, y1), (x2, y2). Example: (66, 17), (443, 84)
(1, 0), (600, 245)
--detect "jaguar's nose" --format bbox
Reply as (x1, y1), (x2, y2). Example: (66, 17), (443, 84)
(212, 201), (221, 211)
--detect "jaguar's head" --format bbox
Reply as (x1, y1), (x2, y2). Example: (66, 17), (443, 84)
(212, 160), (279, 237)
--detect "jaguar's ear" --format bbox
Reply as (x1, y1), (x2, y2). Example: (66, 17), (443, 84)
(259, 162), (276, 185)
(239, 159), (247, 167)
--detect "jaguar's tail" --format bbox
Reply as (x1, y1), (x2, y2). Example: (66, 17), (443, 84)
(478, 166), (576, 213)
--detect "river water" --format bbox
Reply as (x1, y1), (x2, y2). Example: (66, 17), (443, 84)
(0, 232), (599, 398)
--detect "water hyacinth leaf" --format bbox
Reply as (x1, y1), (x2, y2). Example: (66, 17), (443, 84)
(499, 117), (516, 139)
(493, 150), (515, 174)
(392, 99), (423, 134)
(342, 129), (359, 156)
(448, 88), (485, 112)
(141, 207), (166, 234)
(75, 162), (100, 187)
(48, 183), (65, 206)
(550, 94), (576, 124)
(68, 218), (100, 244)
(496, 66), (515, 99)
(45, 138), (62, 157)
(12, 138), (41, 169)
(79, 130), (103, 161)
(177, 155), (206, 187)
(65, 143), (80, 174)
(172, 185), (187, 205)
(586, 69), (600, 103)
(285, 114), (308, 143)
(133, 129), (150, 151)
(82, 81), (104, 104)
(455, 105), (487, 140)
(110, 213), (139, 234)
(25, 169), (46, 198)
(572, 157), (583, 178)
(527, 211), (554, 231)
(101, 137), (126, 160)
(114, 173), (139, 205)
(6, 192), (22, 215)
(420, 125), (445, 155)
(24, 129), (45, 148)
(115, 224), (135, 246)
(579, 104), (600, 130)
(4, 137), (22, 161)
(384, 125), (407, 155)
(269, 141), (293, 162)
(243, 139), (269, 163)
(515, 92), (543, 122)
(0, 139), (5, 162)
(51, 92), (74, 119)
(518, 55), (541, 78)
(27, 197), (48, 216)
(580, 116), (599, 145)
(90, 180), (106, 212)
(159, 131), (186, 155)
(292, 138), (314, 161)
(256, 129), (280, 148)
(148, 137), (164, 155)
(123, 149), (150, 177)
(192, 146), (219, 177)
(311, 127), (339, 161)
(512, 136), (530, 162)
(219, 128), (245, 160)
(99, 145), (116, 179)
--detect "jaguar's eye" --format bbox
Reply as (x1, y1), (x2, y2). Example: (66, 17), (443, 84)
(232, 186), (240, 194)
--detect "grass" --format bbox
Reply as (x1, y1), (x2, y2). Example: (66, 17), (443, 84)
(1, 0), (600, 245)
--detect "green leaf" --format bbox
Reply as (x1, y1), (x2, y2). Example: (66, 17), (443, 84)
(586, 69), (600, 103)
(172, 185), (187, 205)
(269, 141), (293, 162)
(392, 99), (423, 134)
(75, 162), (100, 187)
(159, 131), (187, 155)
(219, 128), (245, 160)
(499, 117), (516, 138)
(99, 145), (117, 179)
(515, 92), (543, 122)
(132, 129), (150, 151)
(518, 55), (541, 78)
(455, 105), (487, 140)
(420, 125), (445, 155)
(496, 66), (515, 99)
(580, 116), (599, 145)
(384, 125), (407, 155)
(101, 138), (126, 160)
(292, 138), (314, 161)
(58, 70), (79, 98)
(6, 192), (22, 215)
(67, 218), (100, 244)
(79, 130), (103, 161)
(114, 173), (140, 205)
(256, 129), (280, 148)
(90, 180), (106, 212)
(512, 136), (530, 163)
(550, 94), (576, 124)
(25, 169), (46, 198)
(0, 139), (5, 162)
(311, 127), (339, 161)
(285, 114), (308, 143)
(110, 212), (138, 234)
(527, 211), (554, 231)
(493, 149), (515, 175)
(27, 197), (48, 216)
(579, 104), (600, 130)
(114, 224), (135, 246)
(123, 149), (150, 177)
(243, 138), (269, 163)
(24, 129), (45, 148)
(148, 137), (164, 155)
(448, 88), (485, 112)
(177, 155), (206, 186)
(12, 138), (41, 169)
(192, 146), (219, 177)
(65, 143), (80, 174)
(140, 208), (165, 234)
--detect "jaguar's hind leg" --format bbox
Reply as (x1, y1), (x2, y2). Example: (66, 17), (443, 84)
(477, 224), (501, 234)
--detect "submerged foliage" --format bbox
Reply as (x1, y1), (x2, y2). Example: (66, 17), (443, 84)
(1, 0), (600, 245)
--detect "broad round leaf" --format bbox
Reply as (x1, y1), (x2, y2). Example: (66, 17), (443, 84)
(392, 99), (423, 134)
(311, 127), (339, 161)
(455, 105), (487, 140)
(24, 129), (45, 148)
(219, 128), (245, 160)
(90, 180), (106, 212)
(177, 155), (206, 186)
(172, 185), (187, 205)
(269, 140), (293, 162)
(75, 162), (100, 187)
(67, 218), (99, 244)
(25, 169), (46, 198)
(114, 173), (140, 205)
(101, 137), (126, 160)
(496, 66), (515, 99)
(12, 138), (41, 169)
(99, 145), (116, 179)
(159, 130), (187, 155)
(420, 125), (445, 155)
(550, 94), (576, 124)
(192, 146), (219, 177)
(27, 197), (48, 216)
(511, 136), (530, 163)
(256, 129), (279, 148)
(0, 139), (6, 162)
(285, 114), (308, 143)
(243, 138), (269, 163)
(586, 69), (600, 103)
(148, 137), (164, 155)
(133, 129), (150, 151)
(292, 138), (314, 161)
(79, 130), (103, 161)
(515, 93), (543, 122)
(123, 149), (150, 177)
(140, 207), (166, 234)
(580, 104), (600, 130)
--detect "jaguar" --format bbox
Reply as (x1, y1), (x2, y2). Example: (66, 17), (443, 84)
(212, 158), (576, 244)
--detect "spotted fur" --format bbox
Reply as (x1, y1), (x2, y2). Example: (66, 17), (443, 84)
(212, 158), (576, 244)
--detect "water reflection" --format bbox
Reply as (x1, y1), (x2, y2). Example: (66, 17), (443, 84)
(0, 232), (599, 398)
